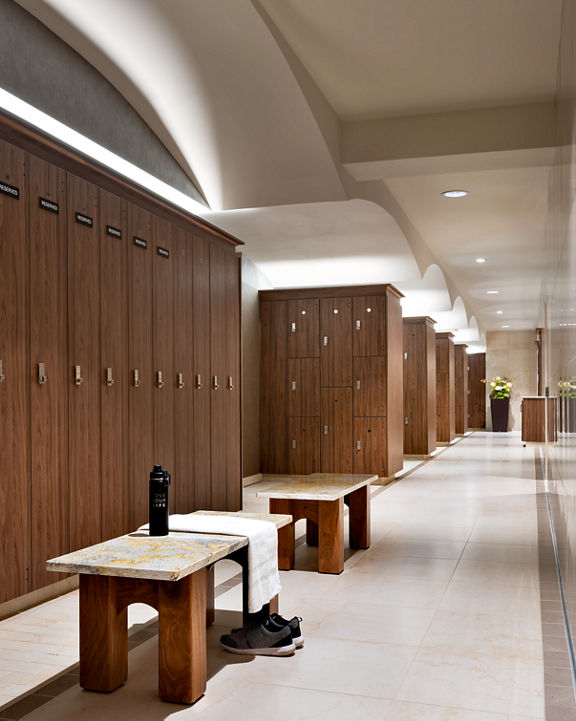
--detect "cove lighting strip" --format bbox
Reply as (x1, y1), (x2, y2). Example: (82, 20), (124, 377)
(0, 88), (209, 216)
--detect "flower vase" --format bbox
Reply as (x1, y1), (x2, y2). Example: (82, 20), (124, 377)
(491, 397), (510, 432)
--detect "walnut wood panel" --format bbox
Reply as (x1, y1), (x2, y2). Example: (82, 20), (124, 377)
(260, 300), (288, 473)
(210, 242), (227, 510)
(522, 397), (557, 442)
(68, 174), (101, 551)
(468, 352), (486, 428)
(436, 333), (455, 443)
(320, 297), (352, 387)
(288, 358), (320, 416)
(0, 140), (30, 602)
(353, 417), (387, 476)
(99, 190), (128, 542)
(128, 204), (153, 528)
(192, 231), (211, 508)
(153, 217), (175, 505)
(288, 417), (320, 474)
(347, 485), (370, 549)
(403, 317), (436, 455)
(173, 226), (195, 513)
(353, 357), (386, 416)
(29, 155), (68, 589)
(321, 388), (353, 472)
(454, 344), (469, 435)
(353, 295), (387, 356)
(287, 298), (319, 358)
(225, 251), (242, 510)
(385, 289), (404, 473)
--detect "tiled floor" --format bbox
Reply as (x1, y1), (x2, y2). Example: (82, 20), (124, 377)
(0, 432), (572, 719)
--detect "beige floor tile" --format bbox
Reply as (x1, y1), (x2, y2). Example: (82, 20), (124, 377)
(385, 699), (511, 720)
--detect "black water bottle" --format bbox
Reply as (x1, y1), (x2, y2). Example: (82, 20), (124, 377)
(149, 464), (171, 536)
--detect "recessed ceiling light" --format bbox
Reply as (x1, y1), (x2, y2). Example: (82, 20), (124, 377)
(496, 310), (503, 314)
(442, 190), (469, 198)
(486, 290), (499, 294)
(501, 324), (510, 328)
(476, 258), (486, 263)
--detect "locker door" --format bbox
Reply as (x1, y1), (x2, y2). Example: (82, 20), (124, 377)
(29, 155), (68, 589)
(320, 297), (352, 387)
(99, 190), (128, 541)
(287, 298), (319, 358)
(193, 231), (211, 509)
(210, 242), (227, 509)
(128, 204), (153, 528)
(321, 388), (353, 473)
(173, 226), (194, 513)
(352, 295), (387, 356)
(354, 417), (387, 476)
(152, 218), (175, 497)
(288, 358), (320, 417)
(353, 357), (387, 417)
(0, 141), (30, 601)
(68, 174), (100, 551)
(288, 418), (320, 474)
(225, 250), (242, 510)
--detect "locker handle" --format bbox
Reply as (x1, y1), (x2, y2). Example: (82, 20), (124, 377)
(356, 320), (361, 330)
(227, 376), (234, 390)
(356, 440), (362, 450)
(177, 372), (184, 389)
(292, 440), (296, 449)
(212, 375), (220, 390)
(404, 417), (409, 425)
(74, 365), (83, 386)
(132, 369), (141, 388)
(105, 367), (114, 387)
(195, 374), (203, 390)
(291, 381), (296, 391)
(38, 362), (47, 385)
(0, 360), (5, 383)
(156, 371), (164, 388)
(323, 336), (328, 346)
(291, 322), (296, 333)
(324, 425), (328, 435)
(356, 380), (360, 390)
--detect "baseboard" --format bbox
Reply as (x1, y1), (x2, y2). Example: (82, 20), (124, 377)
(242, 473), (263, 487)
(0, 576), (79, 622)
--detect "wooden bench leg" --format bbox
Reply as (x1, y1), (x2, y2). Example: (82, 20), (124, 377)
(158, 569), (207, 705)
(79, 575), (128, 693)
(270, 499), (295, 570)
(318, 498), (344, 574)
(306, 519), (319, 546)
(206, 565), (215, 627)
(347, 485), (371, 549)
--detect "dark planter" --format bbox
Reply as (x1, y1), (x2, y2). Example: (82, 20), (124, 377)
(569, 397), (576, 433)
(490, 397), (510, 432)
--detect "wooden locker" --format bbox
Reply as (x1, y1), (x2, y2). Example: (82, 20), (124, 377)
(288, 418), (320, 474)
(225, 250), (242, 510)
(67, 174), (101, 551)
(353, 357), (386, 416)
(152, 217), (175, 500)
(0, 141), (30, 601)
(260, 300), (288, 474)
(353, 417), (387, 475)
(436, 332), (455, 444)
(29, 155), (68, 588)
(320, 297), (352, 387)
(468, 352), (486, 428)
(288, 358), (320, 417)
(321, 388), (353, 473)
(99, 190), (128, 541)
(173, 226), (195, 513)
(385, 288), (404, 474)
(210, 242), (227, 510)
(192, 231), (211, 508)
(454, 344), (468, 435)
(352, 295), (387, 356)
(128, 204), (153, 528)
(403, 317), (436, 456)
(287, 298), (319, 358)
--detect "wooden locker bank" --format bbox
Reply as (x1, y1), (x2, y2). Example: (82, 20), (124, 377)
(260, 285), (404, 480)
(0, 117), (243, 606)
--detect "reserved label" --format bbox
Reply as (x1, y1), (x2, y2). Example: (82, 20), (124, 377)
(106, 225), (122, 238)
(0, 181), (19, 198)
(133, 236), (147, 249)
(75, 212), (93, 227)
(39, 197), (59, 213)
(157, 246), (170, 258)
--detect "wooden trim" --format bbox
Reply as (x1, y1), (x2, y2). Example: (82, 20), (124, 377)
(403, 316), (437, 325)
(0, 110), (242, 248)
(436, 331), (455, 339)
(259, 283), (404, 301)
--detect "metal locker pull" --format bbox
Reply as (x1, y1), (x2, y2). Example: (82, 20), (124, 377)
(356, 380), (361, 390)
(324, 425), (328, 435)
(38, 362), (47, 385)
(291, 381), (296, 391)
(323, 336), (328, 346)
(105, 367), (114, 387)
(291, 322), (296, 333)
(212, 375), (220, 390)
(132, 369), (141, 388)
(0, 360), (4, 382)
(292, 440), (296, 449)
(195, 374), (203, 389)
(404, 352), (408, 360)
(356, 320), (361, 330)
(356, 440), (362, 450)
(74, 365), (83, 386)
(156, 371), (164, 388)
(404, 417), (409, 425)
(176, 373), (184, 389)
(227, 376), (234, 390)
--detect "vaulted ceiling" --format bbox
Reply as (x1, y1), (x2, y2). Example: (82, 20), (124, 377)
(16, 0), (564, 350)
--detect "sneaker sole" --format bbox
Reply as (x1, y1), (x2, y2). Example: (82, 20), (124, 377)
(220, 641), (296, 657)
(293, 635), (304, 648)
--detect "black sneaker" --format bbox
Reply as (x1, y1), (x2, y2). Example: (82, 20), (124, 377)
(220, 618), (295, 656)
(267, 613), (304, 648)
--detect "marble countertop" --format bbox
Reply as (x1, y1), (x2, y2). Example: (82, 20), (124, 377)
(257, 473), (377, 501)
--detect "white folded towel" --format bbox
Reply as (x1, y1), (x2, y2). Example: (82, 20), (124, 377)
(139, 514), (281, 613)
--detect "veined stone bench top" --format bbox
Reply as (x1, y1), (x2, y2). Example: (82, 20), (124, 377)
(47, 511), (292, 581)
(256, 473), (377, 501)
(192, 510), (292, 529)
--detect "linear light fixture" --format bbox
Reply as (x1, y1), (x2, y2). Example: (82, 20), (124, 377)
(442, 190), (469, 198)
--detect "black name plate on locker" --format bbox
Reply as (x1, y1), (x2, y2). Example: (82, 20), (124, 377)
(157, 246), (170, 258)
(106, 225), (122, 238)
(0, 181), (19, 198)
(39, 197), (59, 214)
(75, 212), (93, 227)
(133, 236), (148, 249)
